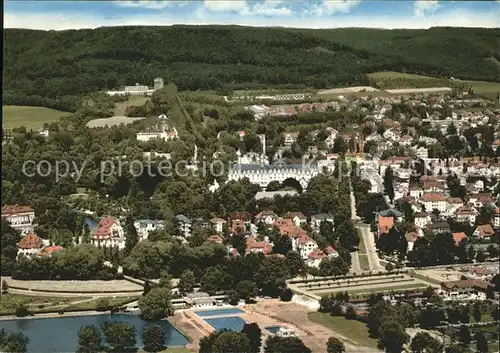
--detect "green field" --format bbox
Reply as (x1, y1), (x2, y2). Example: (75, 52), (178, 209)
(0, 293), (91, 313)
(113, 95), (150, 116)
(2, 105), (66, 129)
(368, 71), (500, 100)
(308, 312), (378, 348)
(318, 283), (429, 297)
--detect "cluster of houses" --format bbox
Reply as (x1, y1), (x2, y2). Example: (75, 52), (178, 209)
(2, 203), (341, 269)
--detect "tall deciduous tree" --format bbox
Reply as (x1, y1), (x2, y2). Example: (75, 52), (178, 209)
(142, 325), (165, 352)
(326, 337), (345, 353)
(242, 323), (262, 353)
(101, 321), (136, 352)
(178, 269), (196, 294)
(76, 325), (102, 353)
(139, 287), (173, 321)
(264, 336), (312, 353)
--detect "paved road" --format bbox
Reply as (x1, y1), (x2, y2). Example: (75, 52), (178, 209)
(358, 224), (384, 271)
(350, 251), (362, 274)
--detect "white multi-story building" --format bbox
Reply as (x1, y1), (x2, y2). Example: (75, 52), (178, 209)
(1, 205), (36, 235)
(134, 219), (165, 241)
(154, 77), (164, 90)
(175, 214), (192, 238)
(91, 216), (125, 249)
(419, 193), (447, 213)
(136, 128), (178, 142)
(125, 83), (149, 94)
(293, 234), (318, 260)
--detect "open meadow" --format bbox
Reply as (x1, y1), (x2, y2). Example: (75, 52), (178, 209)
(368, 71), (500, 100)
(2, 105), (66, 130)
(113, 95), (150, 116)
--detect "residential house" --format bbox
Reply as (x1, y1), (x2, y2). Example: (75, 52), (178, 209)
(210, 218), (227, 234)
(246, 237), (272, 255)
(230, 211), (251, 233)
(307, 248), (327, 268)
(17, 232), (45, 257)
(495, 208), (500, 229)
(1, 204), (36, 235)
(455, 205), (477, 224)
(405, 231), (420, 252)
(409, 185), (424, 200)
(294, 234), (318, 260)
(40, 245), (63, 257)
(136, 127), (178, 142)
(134, 219), (165, 241)
(283, 212), (307, 226)
(207, 234), (224, 244)
(473, 224), (494, 240)
(175, 214), (192, 238)
(424, 222), (451, 234)
(438, 279), (488, 301)
(378, 215), (394, 235)
(414, 212), (431, 229)
(91, 216), (125, 249)
(310, 213), (334, 230)
(420, 193), (447, 213)
(452, 232), (468, 246)
(283, 132), (299, 147)
(255, 211), (278, 226)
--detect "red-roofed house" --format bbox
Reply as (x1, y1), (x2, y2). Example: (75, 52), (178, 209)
(283, 212), (307, 226)
(452, 232), (468, 246)
(307, 248), (327, 268)
(473, 224), (494, 239)
(378, 215), (394, 235)
(255, 211), (278, 225)
(40, 245), (63, 257)
(2, 204), (35, 235)
(207, 235), (224, 244)
(293, 234), (318, 260)
(91, 216), (125, 249)
(420, 193), (447, 212)
(18, 232), (45, 257)
(246, 237), (272, 255)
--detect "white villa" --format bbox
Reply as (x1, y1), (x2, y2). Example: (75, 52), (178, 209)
(1, 204), (36, 235)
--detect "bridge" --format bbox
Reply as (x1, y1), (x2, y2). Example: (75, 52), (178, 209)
(227, 163), (321, 190)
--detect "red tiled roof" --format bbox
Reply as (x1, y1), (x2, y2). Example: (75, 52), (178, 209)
(420, 193), (446, 202)
(246, 237), (272, 254)
(207, 235), (223, 244)
(279, 225), (307, 238)
(475, 224), (494, 237)
(378, 215), (394, 234)
(308, 248), (326, 260)
(229, 211), (251, 221)
(2, 205), (34, 215)
(19, 233), (44, 249)
(40, 245), (63, 256)
(452, 232), (468, 246)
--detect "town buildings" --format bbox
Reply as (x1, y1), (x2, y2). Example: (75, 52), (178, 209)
(2, 205), (36, 235)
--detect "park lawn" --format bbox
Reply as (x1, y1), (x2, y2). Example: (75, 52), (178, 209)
(0, 293), (89, 313)
(113, 96), (150, 116)
(63, 296), (138, 311)
(308, 312), (378, 349)
(358, 254), (370, 271)
(2, 105), (66, 130)
(367, 72), (500, 99)
(317, 283), (429, 297)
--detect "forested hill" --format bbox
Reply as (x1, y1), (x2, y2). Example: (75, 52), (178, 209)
(4, 25), (500, 109)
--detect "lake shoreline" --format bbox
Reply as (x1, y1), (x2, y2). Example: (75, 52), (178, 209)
(0, 309), (111, 321)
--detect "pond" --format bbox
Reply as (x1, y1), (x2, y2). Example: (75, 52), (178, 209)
(0, 314), (188, 352)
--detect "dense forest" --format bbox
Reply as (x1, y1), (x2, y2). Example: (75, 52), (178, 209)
(3, 26), (500, 110)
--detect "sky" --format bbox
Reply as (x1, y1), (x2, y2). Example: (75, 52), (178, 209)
(4, 0), (500, 30)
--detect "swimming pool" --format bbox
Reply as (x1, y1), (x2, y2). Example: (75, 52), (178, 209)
(204, 316), (247, 332)
(265, 326), (282, 334)
(194, 308), (244, 317)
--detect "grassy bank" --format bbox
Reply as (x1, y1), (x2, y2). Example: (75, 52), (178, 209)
(2, 105), (66, 129)
(113, 96), (150, 116)
(0, 293), (90, 313)
(308, 312), (378, 348)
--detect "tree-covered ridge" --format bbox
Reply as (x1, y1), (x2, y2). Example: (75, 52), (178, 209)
(3, 26), (499, 109)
